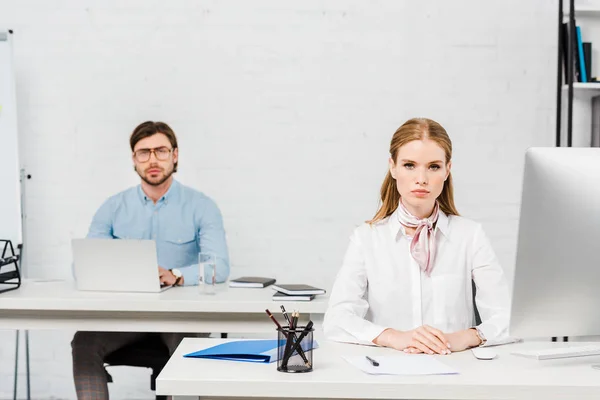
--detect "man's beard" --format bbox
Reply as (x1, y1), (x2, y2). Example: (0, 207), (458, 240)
(138, 166), (173, 186)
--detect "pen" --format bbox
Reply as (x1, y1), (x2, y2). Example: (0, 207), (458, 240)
(291, 311), (298, 330)
(280, 305), (292, 328)
(365, 356), (379, 367)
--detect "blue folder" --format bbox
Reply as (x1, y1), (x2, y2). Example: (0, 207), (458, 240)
(184, 339), (317, 363)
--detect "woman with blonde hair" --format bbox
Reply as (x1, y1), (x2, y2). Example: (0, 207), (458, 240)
(323, 118), (510, 354)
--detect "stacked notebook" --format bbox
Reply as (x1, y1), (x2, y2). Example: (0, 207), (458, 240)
(271, 284), (326, 301)
(229, 276), (276, 288)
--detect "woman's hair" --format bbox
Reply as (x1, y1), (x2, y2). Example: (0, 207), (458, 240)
(368, 118), (459, 224)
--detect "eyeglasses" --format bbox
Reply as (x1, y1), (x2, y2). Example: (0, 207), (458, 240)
(133, 147), (173, 162)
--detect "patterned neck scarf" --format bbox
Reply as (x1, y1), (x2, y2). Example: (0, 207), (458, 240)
(397, 200), (440, 276)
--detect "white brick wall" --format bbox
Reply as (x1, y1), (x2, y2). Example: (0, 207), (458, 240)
(0, 0), (556, 398)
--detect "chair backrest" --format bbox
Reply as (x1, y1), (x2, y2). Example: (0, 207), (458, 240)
(472, 280), (482, 326)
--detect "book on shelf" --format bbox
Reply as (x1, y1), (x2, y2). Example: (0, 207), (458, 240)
(592, 95), (600, 147)
(561, 20), (595, 83)
(583, 42), (592, 81)
(272, 291), (316, 302)
(271, 284), (326, 296)
(576, 26), (588, 82)
(228, 276), (276, 288)
(561, 21), (583, 83)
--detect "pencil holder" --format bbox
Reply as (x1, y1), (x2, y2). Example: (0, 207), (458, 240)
(277, 326), (314, 373)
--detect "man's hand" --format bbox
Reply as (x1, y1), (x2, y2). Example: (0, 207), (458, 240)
(405, 328), (481, 354)
(373, 326), (452, 355)
(158, 266), (177, 286)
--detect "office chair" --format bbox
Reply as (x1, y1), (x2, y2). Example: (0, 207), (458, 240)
(104, 334), (169, 400)
(472, 280), (482, 326)
(104, 332), (229, 400)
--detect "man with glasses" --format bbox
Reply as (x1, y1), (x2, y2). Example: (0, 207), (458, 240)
(71, 121), (230, 400)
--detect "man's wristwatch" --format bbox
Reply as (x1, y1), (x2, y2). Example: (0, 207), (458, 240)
(473, 327), (487, 346)
(169, 268), (183, 285)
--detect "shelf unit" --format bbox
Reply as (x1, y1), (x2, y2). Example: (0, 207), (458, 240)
(557, 1), (600, 147)
(565, 7), (600, 17)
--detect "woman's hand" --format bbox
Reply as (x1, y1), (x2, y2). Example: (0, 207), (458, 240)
(373, 325), (452, 355)
(405, 328), (481, 353)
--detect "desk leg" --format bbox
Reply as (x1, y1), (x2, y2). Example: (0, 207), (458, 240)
(12, 330), (32, 400)
(13, 330), (19, 400)
(25, 330), (31, 400)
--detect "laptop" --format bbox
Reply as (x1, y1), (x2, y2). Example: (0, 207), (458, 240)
(72, 238), (173, 293)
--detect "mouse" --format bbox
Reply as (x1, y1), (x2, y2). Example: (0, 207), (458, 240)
(471, 347), (497, 360)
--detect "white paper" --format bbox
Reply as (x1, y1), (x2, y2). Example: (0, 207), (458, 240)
(343, 354), (459, 375)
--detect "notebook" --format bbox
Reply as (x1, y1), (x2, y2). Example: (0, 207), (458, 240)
(272, 291), (315, 302)
(272, 284), (326, 296)
(184, 339), (318, 363)
(229, 276), (276, 288)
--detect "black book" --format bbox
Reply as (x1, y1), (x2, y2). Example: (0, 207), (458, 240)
(583, 42), (592, 81)
(228, 276), (276, 288)
(562, 21), (581, 83)
(271, 284), (326, 296)
(562, 22), (569, 82)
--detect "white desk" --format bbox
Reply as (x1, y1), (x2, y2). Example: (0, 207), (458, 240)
(157, 338), (600, 400)
(0, 280), (328, 333)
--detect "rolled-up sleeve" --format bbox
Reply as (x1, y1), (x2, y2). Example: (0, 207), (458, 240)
(179, 196), (230, 286)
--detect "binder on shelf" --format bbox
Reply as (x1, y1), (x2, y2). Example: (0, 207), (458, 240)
(583, 42), (592, 81)
(561, 22), (570, 82)
(592, 95), (600, 147)
(576, 26), (588, 82)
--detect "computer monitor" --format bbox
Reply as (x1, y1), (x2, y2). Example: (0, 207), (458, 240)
(510, 147), (600, 338)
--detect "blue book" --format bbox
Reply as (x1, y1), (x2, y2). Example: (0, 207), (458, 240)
(576, 26), (588, 83)
(184, 339), (317, 363)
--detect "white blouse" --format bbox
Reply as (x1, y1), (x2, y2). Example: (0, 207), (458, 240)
(323, 209), (510, 347)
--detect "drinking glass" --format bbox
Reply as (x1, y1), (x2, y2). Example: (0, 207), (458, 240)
(198, 252), (216, 295)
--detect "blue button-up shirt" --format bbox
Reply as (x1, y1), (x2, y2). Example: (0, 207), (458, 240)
(86, 179), (230, 285)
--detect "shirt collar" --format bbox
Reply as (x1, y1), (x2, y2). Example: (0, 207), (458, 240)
(388, 207), (450, 241)
(137, 179), (180, 205)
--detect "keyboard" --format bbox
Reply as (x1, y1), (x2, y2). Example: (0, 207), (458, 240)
(511, 345), (600, 360)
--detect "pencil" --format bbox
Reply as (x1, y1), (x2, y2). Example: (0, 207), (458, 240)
(265, 309), (286, 336)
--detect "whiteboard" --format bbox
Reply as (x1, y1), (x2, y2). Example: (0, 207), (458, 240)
(0, 31), (23, 251)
